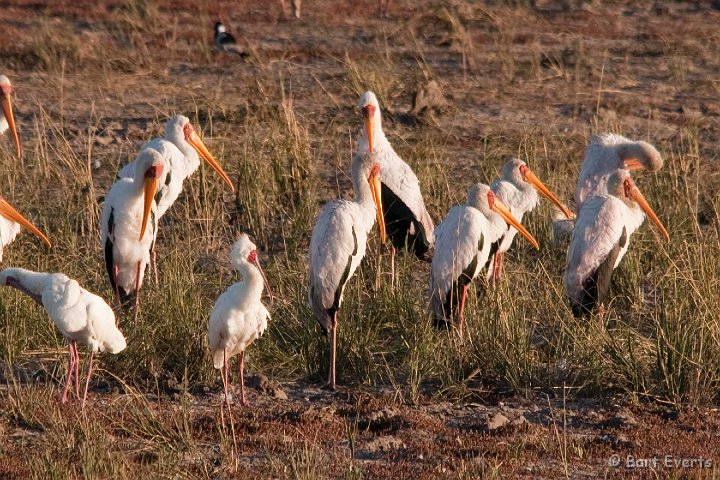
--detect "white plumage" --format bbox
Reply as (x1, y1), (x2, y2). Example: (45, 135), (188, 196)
(308, 150), (386, 389)
(118, 115), (234, 219)
(487, 158), (573, 281)
(430, 183), (538, 336)
(0, 196), (52, 261)
(209, 233), (271, 407)
(0, 75), (21, 157)
(101, 148), (164, 311)
(0, 267), (126, 406)
(356, 91), (434, 269)
(564, 170), (669, 317)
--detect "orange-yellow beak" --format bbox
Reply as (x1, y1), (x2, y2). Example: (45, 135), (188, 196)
(491, 197), (539, 250)
(362, 105), (375, 153)
(522, 167), (575, 219)
(139, 165), (162, 241)
(623, 159), (645, 171)
(0, 197), (51, 247)
(626, 183), (670, 241)
(1, 91), (21, 158)
(186, 130), (235, 192)
(368, 164), (386, 243)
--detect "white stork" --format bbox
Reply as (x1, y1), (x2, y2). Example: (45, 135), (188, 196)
(0, 268), (126, 407)
(356, 91), (434, 284)
(118, 115), (234, 219)
(0, 196), (51, 261)
(208, 233), (272, 409)
(0, 75), (21, 157)
(564, 169), (669, 317)
(430, 183), (538, 337)
(553, 134), (663, 241)
(309, 151), (386, 389)
(486, 158), (574, 281)
(101, 148), (165, 316)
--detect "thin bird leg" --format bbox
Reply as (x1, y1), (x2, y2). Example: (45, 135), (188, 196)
(328, 312), (337, 390)
(492, 251), (503, 284)
(457, 284), (469, 339)
(73, 341), (81, 400)
(598, 303), (607, 324)
(151, 245), (159, 286)
(113, 265), (122, 311)
(61, 341), (75, 403)
(239, 351), (247, 406)
(82, 351), (94, 408)
(390, 244), (396, 293)
(222, 349), (230, 409)
(133, 261), (142, 322)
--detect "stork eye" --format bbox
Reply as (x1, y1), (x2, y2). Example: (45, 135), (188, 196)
(362, 105), (376, 119)
(487, 190), (495, 208)
(183, 123), (194, 139)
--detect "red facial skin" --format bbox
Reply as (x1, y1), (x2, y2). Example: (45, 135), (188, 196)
(362, 105), (375, 119)
(183, 122), (194, 140)
(247, 250), (257, 263)
(145, 164), (163, 178)
(487, 190), (496, 209)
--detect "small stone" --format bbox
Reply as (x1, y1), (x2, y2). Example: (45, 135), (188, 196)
(487, 413), (510, 431)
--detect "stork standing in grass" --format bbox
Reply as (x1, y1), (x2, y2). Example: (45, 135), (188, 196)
(553, 134), (663, 241)
(309, 150), (386, 389)
(102, 149), (165, 316)
(0, 268), (126, 407)
(430, 183), (538, 337)
(356, 91), (434, 287)
(486, 158), (574, 282)
(564, 170), (669, 317)
(209, 234), (272, 409)
(0, 75), (21, 157)
(0, 196), (51, 261)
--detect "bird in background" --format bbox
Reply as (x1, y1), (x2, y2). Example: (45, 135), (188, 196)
(430, 183), (539, 337)
(486, 158), (573, 282)
(564, 169), (669, 318)
(213, 21), (249, 57)
(553, 134), (663, 241)
(209, 234), (272, 410)
(309, 150), (386, 389)
(0, 268), (126, 407)
(102, 148), (165, 317)
(0, 196), (52, 261)
(0, 75), (21, 157)
(356, 91), (435, 289)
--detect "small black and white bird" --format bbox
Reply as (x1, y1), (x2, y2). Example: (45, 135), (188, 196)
(214, 21), (248, 58)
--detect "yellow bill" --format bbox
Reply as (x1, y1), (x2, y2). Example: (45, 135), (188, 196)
(186, 130), (235, 192)
(368, 163), (386, 243)
(0, 197), (51, 247)
(626, 183), (670, 241)
(491, 196), (539, 250)
(1, 93), (21, 158)
(522, 167), (575, 219)
(139, 165), (162, 241)
(623, 159), (645, 171)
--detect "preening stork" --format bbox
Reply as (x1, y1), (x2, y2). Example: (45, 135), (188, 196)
(553, 134), (663, 241)
(0, 75), (21, 157)
(487, 158), (573, 282)
(430, 183), (538, 337)
(564, 170), (669, 317)
(356, 91), (434, 283)
(0, 196), (51, 261)
(118, 115), (234, 219)
(309, 151), (386, 389)
(208, 234), (272, 409)
(0, 268), (126, 407)
(101, 148), (165, 316)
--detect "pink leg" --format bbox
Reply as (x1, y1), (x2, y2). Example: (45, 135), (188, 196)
(133, 262), (142, 322)
(61, 341), (76, 403)
(328, 312), (337, 390)
(222, 349), (230, 408)
(73, 342), (81, 400)
(492, 251), (503, 284)
(239, 351), (247, 406)
(82, 350), (94, 408)
(457, 284), (469, 339)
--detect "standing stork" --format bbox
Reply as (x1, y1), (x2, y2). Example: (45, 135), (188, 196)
(0, 196), (51, 261)
(101, 148), (165, 317)
(554, 134), (663, 241)
(564, 170), (669, 317)
(0, 268), (126, 407)
(0, 75), (21, 157)
(430, 183), (538, 337)
(356, 91), (434, 285)
(209, 233), (271, 409)
(487, 158), (574, 282)
(309, 151), (386, 389)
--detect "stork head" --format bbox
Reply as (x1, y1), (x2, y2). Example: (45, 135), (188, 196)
(231, 233), (273, 297)
(609, 170), (669, 241)
(501, 158), (574, 219)
(171, 116), (234, 192)
(358, 91), (380, 153)
(0, 75), (21, 158)
(0, 196), (51, 249)
(353, 151), (386, 243)
(615, 139), (663, 172)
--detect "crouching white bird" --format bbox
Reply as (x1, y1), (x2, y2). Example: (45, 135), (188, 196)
(564, 170), (669, 317)
(553, 134), (663, 241)
(0, 268), (126, 407)
(101, 148), (165, 315)
(0, 196), (52, 261)
(309, 151), (386, 389)
(430, 183), (539, 337)
(0, 75), (21, 157)
(487, 158), (573, 282)
(209, 234), (271, 408)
